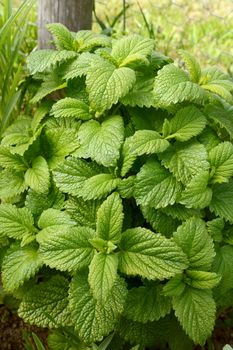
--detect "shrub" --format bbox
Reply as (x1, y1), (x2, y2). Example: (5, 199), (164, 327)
(0, 24), (233, 349)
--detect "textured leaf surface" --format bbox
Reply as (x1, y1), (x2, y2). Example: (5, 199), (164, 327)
(205, 104), (233, 140)
(88, 252), (118, 302)
(0, 147), (26, 170)
(179, 50), (201, 83)
(0, 169), (26, 199)
(81, 174), (120, 200)
(119, 227), (188, 279)
(154, 64), (206, 107)
(25, 156), (50, 193)
(69, 273), (127, 343)
(212, 245), (233, 302)
(165, 106), (206, 141)
(0, 204), (36, 241)
(38, 225), (95, 272)
(123, 284), (171, 323)
(47, 23), (74, 50)
(96, 193), (123, 242)
(86, 58), (136, 112)
(173, 287), (216, 345)
(121, 76), (155, 107)
(2, 244), (42, 292)
(173, 218), (215, 270)
(18, 276), (70, 328)
(38, 208), (75, 229)
(209, 142), (233, 183)
(111, 35), (154, 67)
(44, 128), (79, 169)
(180, 171), (212, 209)
(210, 181), (233, 223)
(126, 130), (170, 156)
(25, 187), (65, 218)
(27, 50), (77, 74)
(65, 197), (100, 229)
(51, 97), (92, 120)
(134, 160), (181, 208)
(160, 141), (209, 185)
(53, 157), (101, 196)
(185, 270), (221, 289)
(77, 115), (124, 167)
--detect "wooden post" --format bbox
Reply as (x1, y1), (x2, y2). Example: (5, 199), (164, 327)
(38, 0), (93, 49)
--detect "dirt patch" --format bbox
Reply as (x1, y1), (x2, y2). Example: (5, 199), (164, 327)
(0, 305), (48, 350)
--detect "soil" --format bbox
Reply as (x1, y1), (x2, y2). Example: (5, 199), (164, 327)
(0, 305), (48, 350)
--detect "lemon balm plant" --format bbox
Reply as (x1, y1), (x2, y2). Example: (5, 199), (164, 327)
(0, 24), (233, 350)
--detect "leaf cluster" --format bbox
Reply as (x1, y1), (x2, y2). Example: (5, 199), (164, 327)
(0, 24), (233, 349)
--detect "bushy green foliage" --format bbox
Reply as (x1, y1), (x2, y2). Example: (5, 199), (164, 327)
(0, 24), (233, 349)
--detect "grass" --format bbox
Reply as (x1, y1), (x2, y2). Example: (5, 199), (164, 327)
(94, 0), (233, 74)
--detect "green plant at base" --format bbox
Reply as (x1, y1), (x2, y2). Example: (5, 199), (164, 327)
(0, 24), (233, 350)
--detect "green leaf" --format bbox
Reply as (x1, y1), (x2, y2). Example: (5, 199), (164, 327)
(77, 115), (124, 167)
(163, 275), (186, 297)
(165, 106), (206, 142)
(126, 130), (170, 156)
(2, 243), (42, 292)
(119, 227), (188, 279)
(63, 52), (97, 80)
(120, 75), (155, 107)
(53, 157), (102, 196)
(25, 186), (65, 218)
(160, 141), (209, 185)
(0, 169), (27, 199)
(43, 128), (79, 169)
(179, 50), (201, 83)
(2, 116), (41, 155)
(209, 142), (233, 184)
(153, 64), (206, 107)
(205, 103), (233, 140)
(185, 270), (221, 289)
(88, 252), (118, 302)
(111, 35), (154, 67)
(51, 97), (92, 120)
(180, 171), (212, 209)
(18, 275), (71, 328)
(47, 23), (74, 50)
(0, 204), (37, 242)
(27, 50), (77, 74)
(25, 156), (50, 193)
(69, 272), (127, 343)
(65, 197), (101, 229)
(141, 205), (180, 236)
(48, 330), (86, 350)
(123, 284), (171, 323)
(173, 287), (216, 345)
(81, 174), (120, 201)
(134, 160), (181, 208)
(74, 31), (111, 52)
(38, 208), (75, 229)
(96, 192), (123, 242)
(207, 218), (224, 243)
(116, 316), (170, 347)
(117, 176), (135, 199)
(210, 181), (233, 223)
(30, 76), (66, 104)
(38, 225), (95, 272)
(173, 218), (215, 270)
(86, 57), (136, 112)
(212, 245), (233, 302)
(0, 146), (27, 170)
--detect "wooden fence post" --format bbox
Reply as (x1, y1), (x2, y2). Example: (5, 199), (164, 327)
(38, 0), (93, 48)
